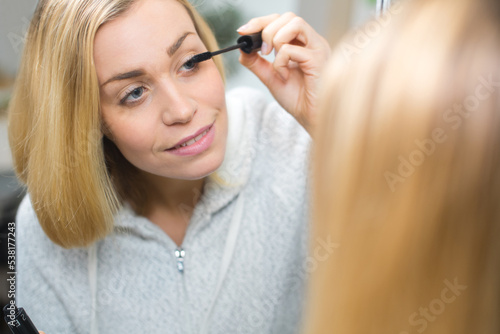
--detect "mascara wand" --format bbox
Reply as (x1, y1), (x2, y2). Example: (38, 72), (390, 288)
(186, 32), (263, 67)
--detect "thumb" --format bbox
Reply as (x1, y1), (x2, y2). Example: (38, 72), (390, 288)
(239, 52), (283, 87)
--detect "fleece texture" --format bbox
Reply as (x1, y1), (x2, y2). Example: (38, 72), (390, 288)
(16, 87), (312, 334)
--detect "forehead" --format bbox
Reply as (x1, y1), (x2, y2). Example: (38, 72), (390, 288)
(93, 0), (196, 80)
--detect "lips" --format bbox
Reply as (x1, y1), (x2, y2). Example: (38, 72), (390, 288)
(167, 121), (215, 150)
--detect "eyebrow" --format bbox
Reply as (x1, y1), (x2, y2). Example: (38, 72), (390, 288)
(101, 70), (145, 87)
(168, 31), (193, 56)
(101, 31), (194, 88)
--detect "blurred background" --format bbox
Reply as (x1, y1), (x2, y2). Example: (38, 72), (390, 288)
(0, 0), (377, 332)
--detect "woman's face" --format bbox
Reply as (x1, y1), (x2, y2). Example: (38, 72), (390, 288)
(94, 0), (227, 180)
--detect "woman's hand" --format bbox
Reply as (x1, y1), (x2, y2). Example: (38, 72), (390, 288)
(237, 13), (331, 135)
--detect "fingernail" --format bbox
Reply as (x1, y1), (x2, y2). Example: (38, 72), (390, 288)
(237, 24), (251, 32)
(261, 42), (270, 55)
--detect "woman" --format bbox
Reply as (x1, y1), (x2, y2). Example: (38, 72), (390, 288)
(304, 0), (500, 333)
(8, 0), (330, 333)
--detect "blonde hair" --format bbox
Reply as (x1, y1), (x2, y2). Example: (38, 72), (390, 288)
(8, 0), (224, 249)
(305, 0), (500, 333)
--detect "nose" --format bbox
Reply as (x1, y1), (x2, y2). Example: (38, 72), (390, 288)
(158, 80), (197, 125)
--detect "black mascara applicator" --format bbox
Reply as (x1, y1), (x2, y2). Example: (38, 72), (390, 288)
(3, 304), (39, 334)
(186, 32), (263, 67)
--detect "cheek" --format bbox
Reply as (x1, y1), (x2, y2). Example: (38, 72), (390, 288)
(196, 63), (226, 109)
(102, 109), (156, 158)
(200, 67), (227, 151)
(117, 127), (153, 157)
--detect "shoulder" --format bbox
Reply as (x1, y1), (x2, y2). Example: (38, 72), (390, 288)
(225, 86), (310, 144)
(16, 195), (55, 248)
(16, 194), (87, 266)
(16, 194), (43, 242)
(226, 86), (270, 113)
(15, 195), (89, 332)
(214, 86), (311, 189)
(227, 87), (311, 158)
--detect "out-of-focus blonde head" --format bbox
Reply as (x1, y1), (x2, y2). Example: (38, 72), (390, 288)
(8, 0), (224, 249)
(305, 0), (500, 333)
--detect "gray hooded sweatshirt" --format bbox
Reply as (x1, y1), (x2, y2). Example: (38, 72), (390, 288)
(16, 87), (313, 334)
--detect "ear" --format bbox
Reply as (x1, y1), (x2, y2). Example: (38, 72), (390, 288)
(100, 120), (114, 141)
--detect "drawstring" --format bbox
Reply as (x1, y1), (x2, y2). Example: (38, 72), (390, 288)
(199, 192), (245, 334)
(88, 243), (99, 334)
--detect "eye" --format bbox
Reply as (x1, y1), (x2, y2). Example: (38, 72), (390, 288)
(180, 56), (199, 73)
(182, 59), (196, 70)
(120, 86), (146, 105)
(129, 87), (144, 100)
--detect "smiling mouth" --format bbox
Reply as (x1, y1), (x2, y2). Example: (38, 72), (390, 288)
(167, 123), (214, 150)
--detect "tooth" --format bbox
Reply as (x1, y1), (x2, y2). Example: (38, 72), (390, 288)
(174, 128), (210, 149)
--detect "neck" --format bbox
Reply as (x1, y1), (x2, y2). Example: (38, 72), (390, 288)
(141, 172), (206, 214)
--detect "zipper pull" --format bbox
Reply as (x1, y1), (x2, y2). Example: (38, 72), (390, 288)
(174, 247), (185, 273)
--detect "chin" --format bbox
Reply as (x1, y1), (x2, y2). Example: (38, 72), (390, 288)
(178, 150), (226, 180)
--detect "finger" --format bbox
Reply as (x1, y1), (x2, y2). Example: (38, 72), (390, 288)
(239, 52), (284, 86)
(272, 16), (320, 53)
(273, 44), (316, 81)
(236, 13), (280, 35)
(259, 12), (298, 55)
(39, 331), (46, 334)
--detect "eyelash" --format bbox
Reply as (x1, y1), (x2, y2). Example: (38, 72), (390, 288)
(180, 55), (200, 73)
(119, 57), (201, 106)
(120, 86), (146, 105)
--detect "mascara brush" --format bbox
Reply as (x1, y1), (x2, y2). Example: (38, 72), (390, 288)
(186, 32), (263, 67)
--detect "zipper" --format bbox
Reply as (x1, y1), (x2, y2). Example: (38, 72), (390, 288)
(173, 207), (209, 333)
(174, 247), (186, 273)
(174, 246), (192, 333)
